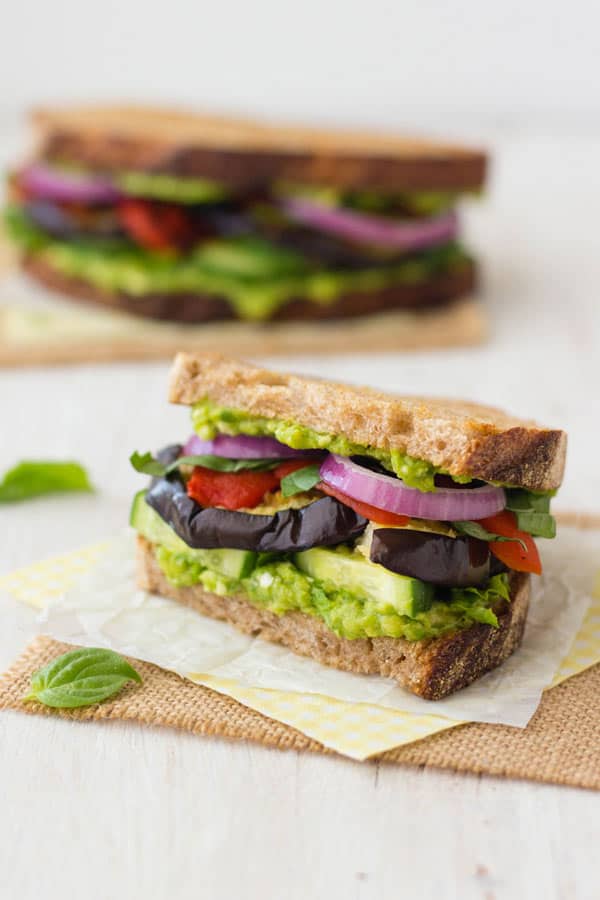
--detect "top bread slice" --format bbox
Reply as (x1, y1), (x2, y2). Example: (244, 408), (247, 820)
(169, 353), (567, 491)
(31, 104), (487, 192)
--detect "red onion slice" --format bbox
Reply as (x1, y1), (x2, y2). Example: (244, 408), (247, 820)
(280, 197), (458, 251)
(20, 163), (122, 204)
(183, 433), (325, 460)
(319, 455), (505, 521)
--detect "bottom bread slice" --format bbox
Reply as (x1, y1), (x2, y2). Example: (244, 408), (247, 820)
(136, 536), (530, 700)
(22, 255), (475, 323)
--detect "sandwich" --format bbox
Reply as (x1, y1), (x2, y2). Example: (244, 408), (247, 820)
(129, 354), (566, 700)
(4, 105), (486, 327)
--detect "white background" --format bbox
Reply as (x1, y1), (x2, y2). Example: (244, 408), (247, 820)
(0, 1), (599, 132)
(1, 6), (600, 900)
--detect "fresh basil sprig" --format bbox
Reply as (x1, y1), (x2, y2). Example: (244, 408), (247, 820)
(0, 461), (93, 504)
(130, 450), (279, 477)
(23, 648), (142, 709)
(280, 464), (322, 498)
(453, 520), (528, 551)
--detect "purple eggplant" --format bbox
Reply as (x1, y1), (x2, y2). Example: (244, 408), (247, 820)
(145, 475), (367, 553)
(370, 528), (491, 587)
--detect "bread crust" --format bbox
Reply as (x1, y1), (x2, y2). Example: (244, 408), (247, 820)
(21, 254), (476, 324)
(32, 104), (487, 191)
(136, 536), (530, 700)
(168, 354), (567, 491)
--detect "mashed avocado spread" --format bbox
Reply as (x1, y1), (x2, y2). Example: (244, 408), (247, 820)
(115, 171), (229, 204)
(5, 206), (470, 321)
(191, 397), (469, 491)
(155, 543), (508, 641)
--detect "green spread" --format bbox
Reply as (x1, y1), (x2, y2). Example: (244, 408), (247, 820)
(155, 543), (508, 641)
(115, 171), (229, 204)
(5, 207), (470, 322)
(191, 397), (468, 491)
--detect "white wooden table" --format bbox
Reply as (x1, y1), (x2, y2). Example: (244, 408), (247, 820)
(1, 133), (600, 899)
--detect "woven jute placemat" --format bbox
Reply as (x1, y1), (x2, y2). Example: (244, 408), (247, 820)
(1, 636), (599, 789)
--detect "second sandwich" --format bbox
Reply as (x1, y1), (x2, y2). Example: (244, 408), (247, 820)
(5, 106), (486, 326)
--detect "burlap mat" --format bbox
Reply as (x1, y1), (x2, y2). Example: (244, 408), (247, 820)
(1, 635), (599, 789)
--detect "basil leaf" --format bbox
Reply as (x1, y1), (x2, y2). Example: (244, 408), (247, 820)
(129, 451), (166, 477)
(453, 520), (528, 551)
(280, 464), (322, 498)
(23, 647), (142, 709)
(171, 455), (279, 473)
(130, 451), (278, 477)
(505, 489), (551, 513)
(504, 489), (556, 537)
(0, 460), (93, 504)
(512, 509), (556, 538)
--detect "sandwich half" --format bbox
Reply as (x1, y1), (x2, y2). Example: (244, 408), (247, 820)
(130, 354), (566, 699)
(5, 105), (486, 327)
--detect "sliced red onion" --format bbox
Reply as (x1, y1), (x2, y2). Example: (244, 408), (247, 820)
(280, 197), (458, 250)
(183, 433), (325, 460)
(319, 455), (505, 521)
(20, 163), (121, 204)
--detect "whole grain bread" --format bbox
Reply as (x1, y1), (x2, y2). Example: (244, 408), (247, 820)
(137, 536), (530, 700)
(169, 354), (567, 491)
(22, 254), (475, 323)
(32, 104), (487, 191)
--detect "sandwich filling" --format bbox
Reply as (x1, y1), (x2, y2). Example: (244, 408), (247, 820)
(130, 411), (556, 643)
(5, 162), (476, 321)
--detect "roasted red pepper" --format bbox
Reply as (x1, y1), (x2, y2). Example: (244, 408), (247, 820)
(187, 458), (316, 511)
(478, 510), (542, 574)
(118, 199), (195, 251)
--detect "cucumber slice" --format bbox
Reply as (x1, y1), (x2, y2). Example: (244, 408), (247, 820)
(294, 546), (432, 618)
(130, 490), (256, 579)
(195, 236), (308, 280)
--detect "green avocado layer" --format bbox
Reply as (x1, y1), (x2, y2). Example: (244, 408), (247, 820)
(5, 206), (470, 322)
(154, 543), (509, 642)
(191, 397), (471, 491)
(115, 171), (229, 204)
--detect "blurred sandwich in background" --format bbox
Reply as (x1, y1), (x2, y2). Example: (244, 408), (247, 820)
(3, 105), (487, 334)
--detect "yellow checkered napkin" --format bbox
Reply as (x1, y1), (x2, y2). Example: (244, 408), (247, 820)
(0, 543), (109, 609)
(2, 545), (600, 759)
(552, 570), (600, 686)
(196, 675), (458, 755)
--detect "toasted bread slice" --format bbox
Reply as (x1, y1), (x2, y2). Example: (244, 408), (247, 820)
(32, 104), (487, 191)
(136, 536), (530, 700)
(21, 254), (476, 323)
(169, 354), (567, 491)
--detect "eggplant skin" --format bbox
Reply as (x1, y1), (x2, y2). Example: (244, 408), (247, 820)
(370, 529), (490, 587)
(145, 475), (367, 552)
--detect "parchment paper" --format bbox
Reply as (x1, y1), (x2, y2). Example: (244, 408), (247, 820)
(37, 527), (596, 728)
